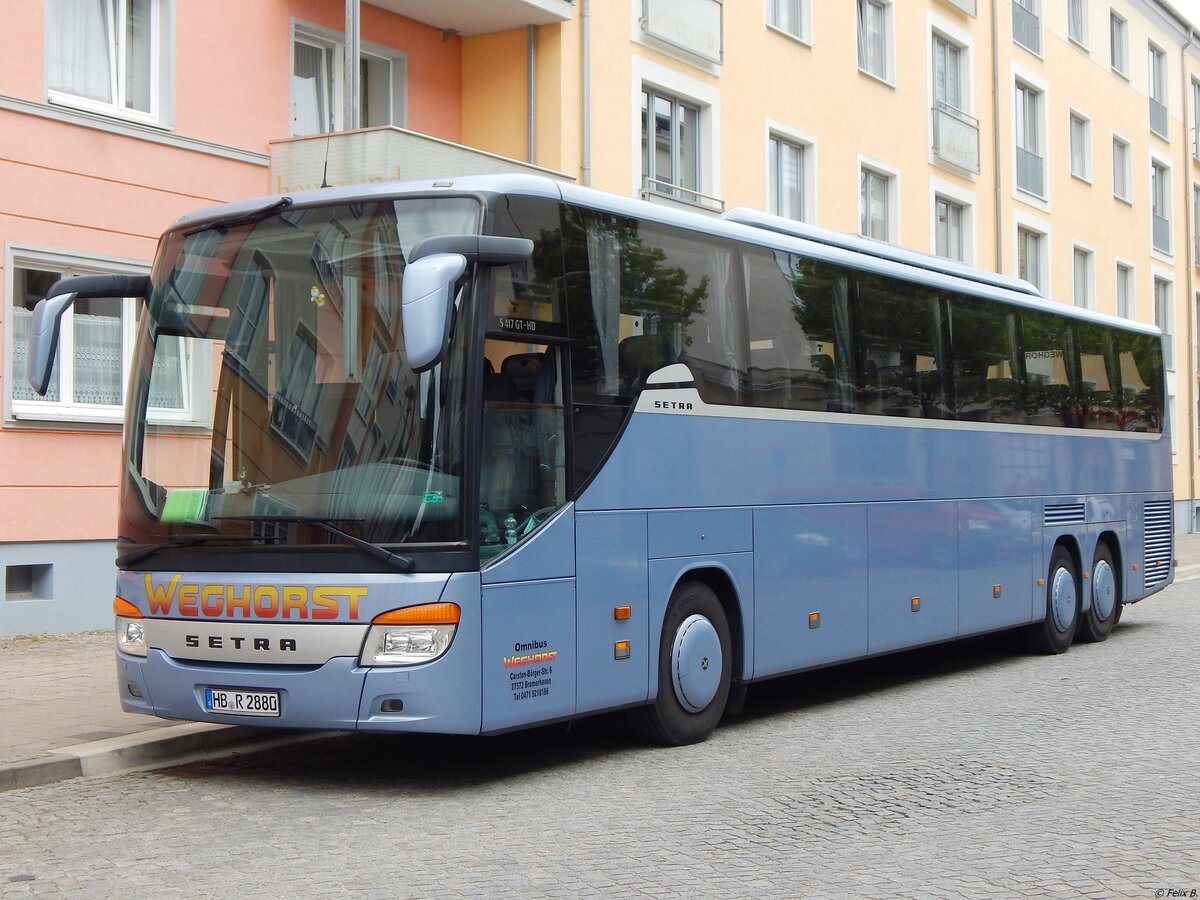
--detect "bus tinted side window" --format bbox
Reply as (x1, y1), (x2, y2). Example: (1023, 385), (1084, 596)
(853, 273), (949, 419)
(1116, 330), (1165, 432)
(745, 250), (844, 413)
(947, 296), (1025, 424)
(1020, 309), (1075, 428)
(1075, 322), (1121, 431)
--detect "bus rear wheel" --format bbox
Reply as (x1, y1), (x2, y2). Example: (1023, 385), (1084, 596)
(632, 580), (732, 746)
(1023, 545), (1079, 654)
(1076, 543), (1119, 643)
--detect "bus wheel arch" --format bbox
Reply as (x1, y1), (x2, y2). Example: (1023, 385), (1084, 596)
(1077, 533), (1122, 643)
(632, 571), (740, 745)
(1023, 539), (1081, 654)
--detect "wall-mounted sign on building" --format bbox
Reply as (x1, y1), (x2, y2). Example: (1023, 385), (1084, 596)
(641, 0), (722, 63)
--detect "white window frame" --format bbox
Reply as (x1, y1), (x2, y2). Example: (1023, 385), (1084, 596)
(45, 0), (173, 127)
(1151, 155), (1172, 257)
(1072, 243), (1095, 309)
(1114, 259), (1135, 319)
(631, 57), (721, 207)
(1153, 273), (1174, 370)
(766, 0), (810, 44)
(1069, 109), (1091, 182)
(1110, 11), (1127, 76)
(857, 0), (893, 85)
(290, 20), (408, 137)
(859, 157), (899, 243)
(5, 245), (208, 427)
(766, 123), (816, 222)
(1013, 68), (1049, 203)
(1149, 42), (1168, 139)
(930, 178), (975, 265)
(1068, 0), (1087, 49)
(1014, 212), (1050, 292)
(1112, 133), (1132, 202)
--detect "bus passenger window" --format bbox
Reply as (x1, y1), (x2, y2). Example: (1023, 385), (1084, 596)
(480, 339), (566, 560)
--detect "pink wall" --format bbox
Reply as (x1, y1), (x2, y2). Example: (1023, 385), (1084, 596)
(0, 1), (465, 544)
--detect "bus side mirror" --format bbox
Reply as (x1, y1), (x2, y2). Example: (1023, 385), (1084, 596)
(402, 253), (468, 374)
(401, 235), (534, 373)
(26, 274), (151, 396)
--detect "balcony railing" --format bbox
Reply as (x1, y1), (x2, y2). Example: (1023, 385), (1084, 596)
(269, 126), (573, 194)
(1012, 4), (1041, 54)
(941, 0), (976, 15)
(640, 177), (725, 214)
(1150, 98), (1169, 139)
(1016, 146), (1045, 197)
(369, 0), (573, 37)
(932, 102), (980, 174)
(1153, 213), (1171, 253)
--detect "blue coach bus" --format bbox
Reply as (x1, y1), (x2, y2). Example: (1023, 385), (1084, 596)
(28, 175), (1172, 744)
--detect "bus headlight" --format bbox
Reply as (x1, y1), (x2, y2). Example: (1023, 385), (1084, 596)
(114, 596), (147, 657)
(361, 602), (460, 666)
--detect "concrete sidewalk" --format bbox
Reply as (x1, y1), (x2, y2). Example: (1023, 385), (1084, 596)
(3, 533), (1199, 792)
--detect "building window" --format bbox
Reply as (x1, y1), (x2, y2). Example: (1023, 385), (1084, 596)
(1017, 226), (1043, 290)
(933, 34), (963, 112)
(769, 134), (806, 221)
(860, 167), (891, 241)
(641, 88), (703, 205)
(857, 0), (891, 82)
(1152, 162), (1171, 254)
(1069, 112), (1090, 181)
(1194, 184), (1200, 266)
(1112, 136), (1131, 201)
(1115, 263), (1133, 318)
(1154, 277), (1173, 368)
(1012, 0), (1041, 55)
(931, 33), (980, 174)
(1067, 0), (1086, 47)
(1149, 44), (1168, 138)
(1110, 12), (1127, 75)
(1015, 82), (1044, 197)
(8, 253), (194, 424)
(935, 196), (965, 261)
(768, 0), (808, 42)
(1072, 246), (1093, 309)
(1192, 79), (1200, 159)
(46, 0), (166, 123)
(291, 28), (405, 136)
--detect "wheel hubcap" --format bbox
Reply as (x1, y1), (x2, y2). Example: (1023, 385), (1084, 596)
(1092, 559), (1116, 620)
(1050, 566), (1077, 632)
(671, 614), (723, 713)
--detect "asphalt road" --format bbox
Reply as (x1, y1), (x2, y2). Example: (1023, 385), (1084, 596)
(2, 576), (1198, 898)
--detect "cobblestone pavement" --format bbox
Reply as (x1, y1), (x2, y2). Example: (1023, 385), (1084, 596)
(1, 579), (1198, 898)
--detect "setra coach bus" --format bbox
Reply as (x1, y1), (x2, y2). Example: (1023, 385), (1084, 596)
(27, 175), (1173, 744)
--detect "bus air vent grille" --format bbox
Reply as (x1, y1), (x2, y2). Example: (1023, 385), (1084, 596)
(1043, 503), (1086, 527)
(1143, 500), (1173, 590)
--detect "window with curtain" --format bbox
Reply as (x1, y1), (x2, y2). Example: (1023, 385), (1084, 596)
(9, 256), (193, 423)
(860, 168), (890, 241)
(857, 0), (889, 81)
(768, 0), (807, 41)
(935, 197), (965, 262)
(46, 0), (161, 121)
(291, 29), (403, 136)
(1069, 113), (1090, 181)
(1113, 137), (1130, 201)
(933, 35), (963, 113)
(640, 88), (702, 204)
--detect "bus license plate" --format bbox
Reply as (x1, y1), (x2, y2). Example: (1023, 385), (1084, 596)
(204, 688), (280, 717)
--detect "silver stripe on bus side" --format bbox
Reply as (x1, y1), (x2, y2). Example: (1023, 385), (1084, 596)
(633, 387), (1163, 441)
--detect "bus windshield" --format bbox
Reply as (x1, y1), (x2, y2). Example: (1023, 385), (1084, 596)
(121, 196), (481, 552)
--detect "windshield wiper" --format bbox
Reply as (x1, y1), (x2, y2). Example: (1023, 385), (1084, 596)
(116, 534), (270, 568)
(215, 516), (416, 573)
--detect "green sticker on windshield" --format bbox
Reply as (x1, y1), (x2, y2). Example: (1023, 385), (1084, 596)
(161, 488), (208, 524)
(422, 491), (445, 505)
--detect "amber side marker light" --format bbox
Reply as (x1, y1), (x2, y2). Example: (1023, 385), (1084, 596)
(614, 605), (632, 621)
(114, 596), (142, 618)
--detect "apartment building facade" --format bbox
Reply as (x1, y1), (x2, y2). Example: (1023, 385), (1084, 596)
(2, 0), (1198, 634)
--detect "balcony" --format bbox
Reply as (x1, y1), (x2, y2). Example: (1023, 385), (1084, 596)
(1012, 4), (1041, 55)
(640, 177), (725, 215)
(368, 0), (573, 36)
(1153, 213), (1171, 254)
(1150, 98), (1169, 139)
(1016, 146), (1045, 197)
(269, 126), (573, 194)
(932, 102), (980, 174)
(940, 0), (976, 15)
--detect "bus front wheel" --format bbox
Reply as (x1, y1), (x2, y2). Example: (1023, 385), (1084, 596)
(1023, 545), (1079, 654)
(632, 580), (732, 746)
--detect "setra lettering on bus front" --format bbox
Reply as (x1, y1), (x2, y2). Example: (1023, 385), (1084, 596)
(652, 400), (694, 410)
